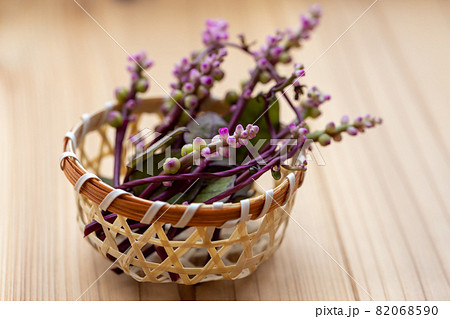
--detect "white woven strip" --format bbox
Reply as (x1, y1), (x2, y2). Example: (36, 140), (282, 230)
(220, 199), (250, 228)
(140, 201), (166, 224)
(174, 203), (203, 228)
(59, 151), (79, 170)
(212, 202), (223, 209)
(64, 131), (77, 150)
(81, 113), (91, 139)
(283, 173), (296, 205)
(240, 199), (251, 222)
(257, 189), (274, 219)
(101, 101), (115, 124)
(98, 189), (130, 211)
(74, 173), (100, 193)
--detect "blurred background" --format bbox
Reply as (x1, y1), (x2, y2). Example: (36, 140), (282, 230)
(0, 0), (449, 300)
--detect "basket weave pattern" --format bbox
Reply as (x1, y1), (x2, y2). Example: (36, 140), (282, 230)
(62, 98), (304, 284)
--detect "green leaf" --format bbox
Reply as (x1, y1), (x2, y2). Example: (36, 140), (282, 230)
(167, 179), (204, 204)
(99, 176), (113, 187)
(230, 183), (255, 202)
(184, 112), (227, 143)
(128, 152), (167, 196)
(192, 176), (235, 203)
(128, 126), (188, 169)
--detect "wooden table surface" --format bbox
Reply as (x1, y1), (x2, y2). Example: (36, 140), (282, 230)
(1, 0), (449, 301)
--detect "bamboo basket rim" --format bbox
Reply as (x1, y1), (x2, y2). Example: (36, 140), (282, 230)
(61, 97), (305, 227)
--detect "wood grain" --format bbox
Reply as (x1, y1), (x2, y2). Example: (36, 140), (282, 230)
(0, 0), (449, 300)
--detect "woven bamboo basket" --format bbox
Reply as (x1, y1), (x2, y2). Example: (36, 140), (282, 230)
(60, 97), (305, 285)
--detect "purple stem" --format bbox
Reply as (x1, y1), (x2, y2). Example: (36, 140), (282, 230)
(204, 155), (280, 203)
(206, 140), (304, 204)
(113, 117), (130, 187)
(227, 68), (261, 130)
(150, 106), (182, 146)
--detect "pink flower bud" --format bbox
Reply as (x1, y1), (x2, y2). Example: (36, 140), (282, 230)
(234, 124), (244, 136)
(257, 58), (268, 69)
(341, 115), (349, 125)
(200, 62), (211, 74)
(295, 69), (306, 78)
(298, 128), (308, 135)
(193, 137), (207, 151)
(163, 158), (181, 174)
(189, 69), (201, 82)
(219, 127), (229, 140)
(201, 147), (211, 157)
(125, 99), (136, 111)
(239, 138), (249, 146)
(182, 83), (195, 94)
(200, 76), (213, 87)
(289, 123), (297, 133)
(346, 126), (358, 136)
(227, 136), (237, 147)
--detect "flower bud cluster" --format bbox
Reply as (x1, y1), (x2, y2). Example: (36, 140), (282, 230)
(253, 30), (286, 67)
(251, 4), (322, 82)
(164, 49), (227, 113)
(343, 114), (383, 135)
(126, 50), (153, 95)
(202, 19), (229, 46)
(180, 124), (260, 161)
(301, 85), (331, 109)
(109, 51), (153, 128)
(213, 124), (259, 148)
(285, 4), (322, 48)
(288, 122), (309, 142)
(316, 114), (383, 147)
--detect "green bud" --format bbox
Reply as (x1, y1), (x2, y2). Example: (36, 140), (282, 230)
(333, 133), (342, 142)
(259, 71), (271, 84)
(115, 87), (129, 103)
(271, 165), (281, 180)
(225, 91), (239, 105)
(196, 85), (209, 99)
(181, 144), (194, 156)
(212, 69), (224, 81)
(305, 107), (321, 119)
(279, 52), (291, 64)
(172, 89), (183, 102)
(325, 122), (336, 134)
(135, 78), (149, 93)
(249, 166), (258, 175)
(163, 158), (181, 174)
(184, 94), (198, 108)
(318, 133), (331, 146)
(193, 137), (207, 151)
(107, 110), (123, 128)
